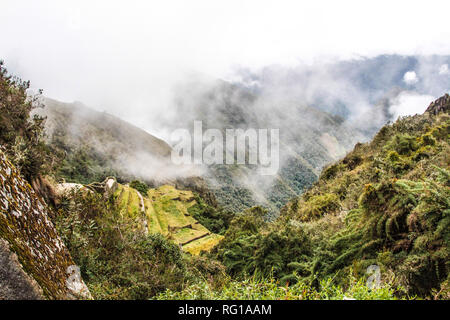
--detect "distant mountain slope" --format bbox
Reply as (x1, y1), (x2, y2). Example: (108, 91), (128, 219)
(42, 98), (171, 156)
(37, 98), (172, 182)
(170, 78), (363, 214)
(36, 98), (219, 210)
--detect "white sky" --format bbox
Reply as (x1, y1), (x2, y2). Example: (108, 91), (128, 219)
(1, 0), (450, 133)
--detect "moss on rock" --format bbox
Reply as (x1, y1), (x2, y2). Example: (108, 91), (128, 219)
(0, 147), (90, 299)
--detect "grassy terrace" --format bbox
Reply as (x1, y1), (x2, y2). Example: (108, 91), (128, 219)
(182, 234), (224, 255)
(115, 184), (222, 254)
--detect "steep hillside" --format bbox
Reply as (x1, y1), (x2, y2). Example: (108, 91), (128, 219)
(210, 94), (449, 298)
(37, 98), (173, 184)
(0, 148), (90, 299)
(42, 98), (171, 158)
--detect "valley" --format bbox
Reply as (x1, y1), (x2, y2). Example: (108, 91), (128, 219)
(0, 59), (449, 300)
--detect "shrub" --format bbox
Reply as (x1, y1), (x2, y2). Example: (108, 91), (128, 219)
(297, 193), (340, 220)
(420, 132), (436, 146)
(389, 134), (419, 155)
(55, 189), (191, 299)
(129, 180), (149, 195)
(0, 60), (49, 181)
(56, 148), (118, 184)
(321, 163), (343, 180)
(188, 195), (234, 234)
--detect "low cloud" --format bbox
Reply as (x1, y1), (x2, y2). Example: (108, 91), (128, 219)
(439, 64), (449, 75)
(403, 71), (419, 85)
(389, 91), (435, 119)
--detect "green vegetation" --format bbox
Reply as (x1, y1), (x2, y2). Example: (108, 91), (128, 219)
(55, 188), (225, 299)
(208, 165), (258, 213)
(56, 147), (118, 184)
(188, 195), (234, 234)
(294, 193), (340, 221)
(53, 182), (230, 299)
(156, 271), (405, 300)
(207, 207), (311, 282)
(129, 180), (149, 195)
(218, 110), (450, 298)
(208, 158), (318, 216)
(0, 61), (49, 181)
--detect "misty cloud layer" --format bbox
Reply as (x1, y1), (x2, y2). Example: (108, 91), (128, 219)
(151, 55), (450, 142)
(2, 0), (450, 141)
(2, 1), (450, 211)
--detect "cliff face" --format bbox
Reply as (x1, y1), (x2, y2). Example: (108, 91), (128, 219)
(0, 238), (44, 299)
(426, 93), (450, 115)
(0, 148), (90, 299)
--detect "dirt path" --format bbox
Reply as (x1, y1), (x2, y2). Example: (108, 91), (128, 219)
(135, 190), (148, 235)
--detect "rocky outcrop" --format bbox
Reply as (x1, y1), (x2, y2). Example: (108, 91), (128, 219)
(0, 238), (44, 299)
(103, 177), (118, 197)
(86, 177), (117, 198)
(0, 147), (91, 299)
(426, 94), (450, 115)
(54, 182), (88, 197)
